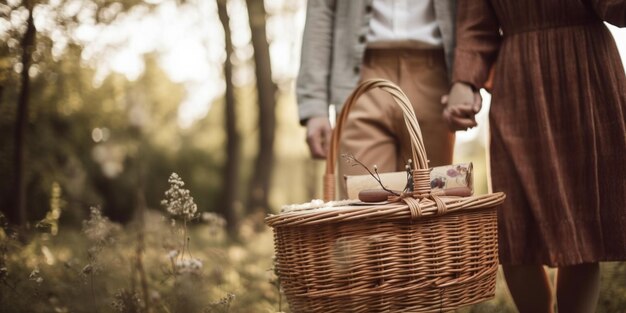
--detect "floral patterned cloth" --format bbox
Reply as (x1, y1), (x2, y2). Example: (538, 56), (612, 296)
(345, 163), (474, 199)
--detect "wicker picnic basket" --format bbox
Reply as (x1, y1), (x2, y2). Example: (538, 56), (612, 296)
(266, 79), (506, 312)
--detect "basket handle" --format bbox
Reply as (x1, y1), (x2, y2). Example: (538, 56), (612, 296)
(324, 79), (431, 201)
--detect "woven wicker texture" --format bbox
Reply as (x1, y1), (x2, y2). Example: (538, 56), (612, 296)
(266, 79), (505, 312)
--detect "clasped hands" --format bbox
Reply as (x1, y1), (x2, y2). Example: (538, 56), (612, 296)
(442, 82), (482, 131)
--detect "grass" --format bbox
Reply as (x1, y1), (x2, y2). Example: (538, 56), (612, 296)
(0, 209), (280, 313)
(2, 211), (626, 312)
(1, 170), (625, 313)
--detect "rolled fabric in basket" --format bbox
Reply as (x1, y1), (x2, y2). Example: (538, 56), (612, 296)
(346, 163), (473, 199)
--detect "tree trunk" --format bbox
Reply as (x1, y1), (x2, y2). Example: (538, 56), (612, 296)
(216, 0), (239, 237)
(245, 0), (276, 217)
(12, 1), (35, 226)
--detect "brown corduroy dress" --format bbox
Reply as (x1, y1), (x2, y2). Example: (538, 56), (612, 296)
(453, 0), (626, 266)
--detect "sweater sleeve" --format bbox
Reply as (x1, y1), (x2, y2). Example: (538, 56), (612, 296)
(295, 0), (336, 124)
(452, 0), (502, 89)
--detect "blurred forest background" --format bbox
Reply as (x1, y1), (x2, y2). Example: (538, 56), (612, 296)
(1, 0), (625, 312)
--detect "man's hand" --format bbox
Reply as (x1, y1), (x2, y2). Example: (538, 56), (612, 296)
(305, 116), (332, 159)
(442, 82), (482, 131)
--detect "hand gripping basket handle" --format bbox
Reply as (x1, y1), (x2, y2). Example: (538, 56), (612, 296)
(324, 79), (431, 201)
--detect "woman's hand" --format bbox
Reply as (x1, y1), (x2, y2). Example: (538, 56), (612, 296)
(442, 82), (482, 131)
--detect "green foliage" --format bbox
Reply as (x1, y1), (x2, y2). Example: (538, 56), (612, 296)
(0, 33), (226, 223)
(0, 0), (233, 225)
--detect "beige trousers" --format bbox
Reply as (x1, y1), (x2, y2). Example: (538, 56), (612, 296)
(338, 47), (455, 199)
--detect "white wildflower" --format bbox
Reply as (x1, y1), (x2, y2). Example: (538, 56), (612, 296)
(161, 173), (198, 220)
(29, 268), (43, 284)
(175, 257), (203, 274)
(201, 212), (226, 227)
(82, 207), (120, 244)
(167, 250), (179, 260)
(208, 293), (236, 307)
